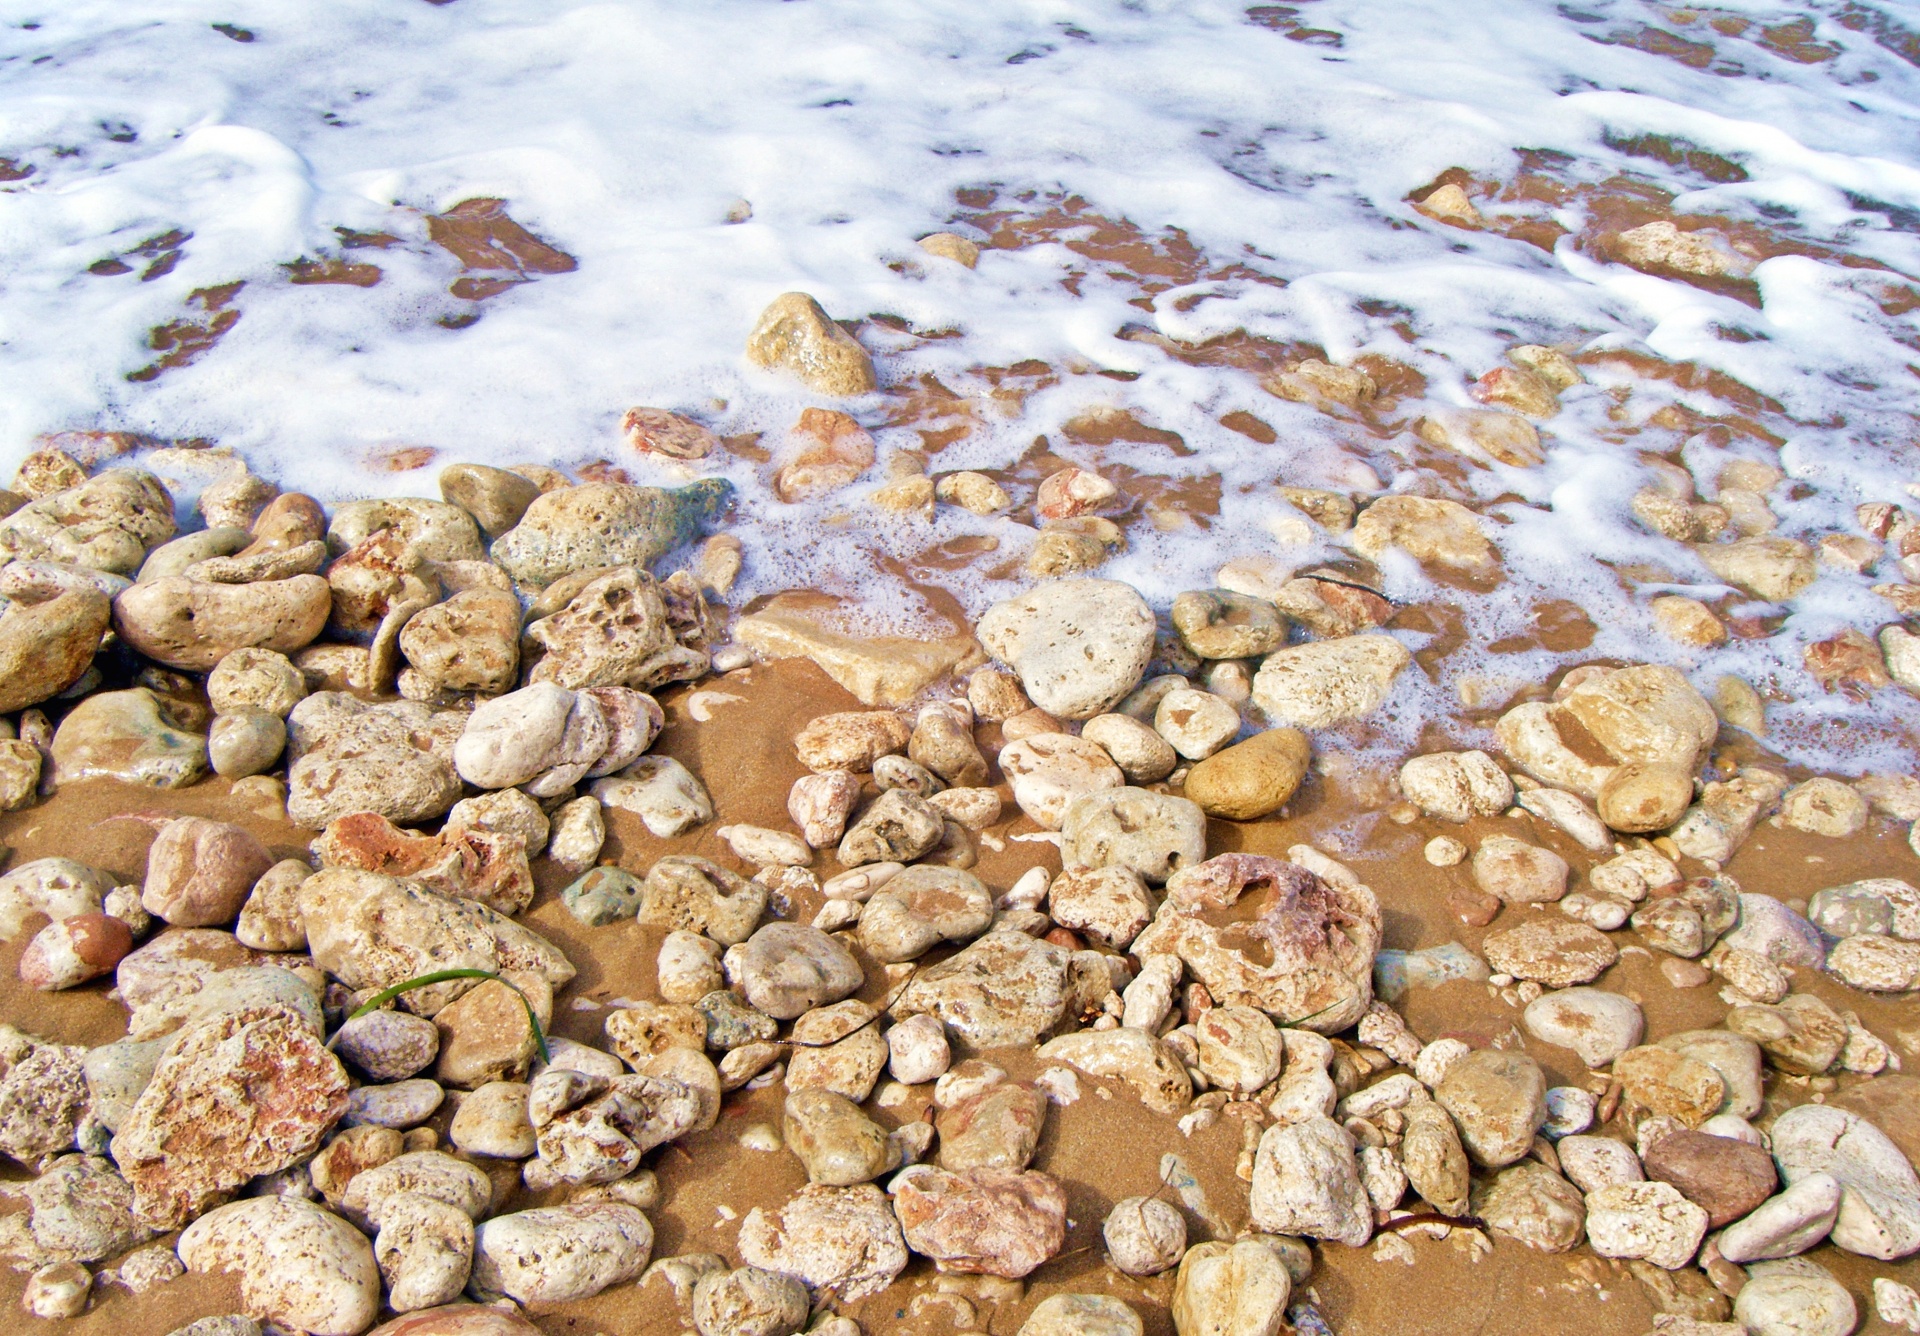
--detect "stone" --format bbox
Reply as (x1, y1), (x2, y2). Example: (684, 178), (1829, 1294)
(1170, 1240), (1292, 1336)
(229, 859), (308, 953)
(1808, 878), (1919, 941)
(1472, 835), (1569, 904)
(440, 463), (541, 538)
(1047, 866), (1156, 950)
(207, 709), (284, 778)
(344, 1079), (445, 1129)
(525, 569), (706, 693)
(794, 711), (909, 773)
(936, 1082), (1046, 1172)
(309, 1125), (404, 1205)
(0, 1154), (152, 1265)
(1436, 1050), (1548, 1168)
(1644, 1130), (1777, 1227)
(635, 857), (766, 945)
(784, 1089), (892, 1185)
(1656, 1031), (1764, 1120)
(21, 1260), (89, 1317)
(1829, 934), (1920, 992)
(398, 589), (521, 696)
(890, 1165), (1067, 1278)
(910, 704), (987, 787)
(547, 797), (606, 874)
(1133, 853), (1379, 1033)
(690, 1264), (808, 1336)
(746, 292), (877, 396)
(1523, 987), (1644, 1067)
(1669, 769), (1789, 863)
(0, 588), (111, 713)
(594, 756), (714, 837)
(837, 788), (943, 866)
(1398, 750), (1513, 822)
(489, 479), (730, 587)
(928, 786), (1000, 830)
(1191, 1005), (1283, 1094)
(0, 860), (113, 941)
(885, 1013), (949, 1085)
(732, 923), (863, 1020)
(658, 931), (725, 1004)
(1353, 492), (1500, 565)
(1594, 761), (1695, 833)
(1017, 1295), (1142, 1336)
(1154, 687), (1242, 761)
(1472, 1162), (1586, 1253)
(1586, 1181), (1709, 1270)
(1248, 1114), (1371, 1245)
(1733, 1259), (1856, 1336)
(978, 579), (1155, 720)
(789, 771), (861, 848)
(561, 867), (643, 927)
(1614, 1047), (1726, 1128)
(113, 575), (329, 671)
(298, 869), (574, 1016)
(1172, 589), (1287, 660)
(1780, 777), (1868, 837)
(1182, 725), (1311, 820)
(470, 1202), (654, 1303)
(857, 865), (993, 961)
(737, 1183), (908, 1302)
(1559, 1135), (1645, 1196)
(434, 977), (549, 1089)
(694, 991), (777, 1050)
(1723, 894), (1827, 966)
(1771, 1103), (1920, 1260)
(1395, 1099), (1471, 1215)
(1727, 995), (1848, 1076)
(142, 818), (273, 928)
(1060, 788), (1206, 884)
(453, 681), (600, 791)
(1250, 634), (1410, 729)
(114, 1244), (183, 1293)
(1481, 918), (1617, 986)
(50, 688), (207, 789)
(999, 733), (1124, 829)
(374, 1192), (475, 1312)
(1035, 1029), (1191, 1115)
(1080, 713), (1176, 785)
(1698, 537), (1816, 602)
(18, 913), (132, 991)
(1718, 1174), (1842, 1263)
(176, 1197), (379, 1336)
(284, 694), (464, 827)
(448, 1082), (535, 1159)
(735, 602), (975, 706)
(0, 469), (175, 574)
(892, 931), (1069, 1049)
(1498, 665), (1717, 799)
(334, 1011), (443, 1085)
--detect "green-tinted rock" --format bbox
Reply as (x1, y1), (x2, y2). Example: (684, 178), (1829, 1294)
(490, 480), (733, 588)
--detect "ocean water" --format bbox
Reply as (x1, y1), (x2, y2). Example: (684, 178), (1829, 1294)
(2, 0), (1919, 770)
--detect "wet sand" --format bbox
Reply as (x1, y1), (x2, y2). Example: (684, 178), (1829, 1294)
(2, 655), (1918, 1334)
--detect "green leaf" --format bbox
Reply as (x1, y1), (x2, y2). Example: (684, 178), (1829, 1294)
(335, 968), (550, 1064)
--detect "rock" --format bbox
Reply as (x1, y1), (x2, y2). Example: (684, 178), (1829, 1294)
(936, 1082), (1046, 1172)
(298, 869), (574, 1017)
(1190, 1005), (1283, 1094)
(734, 599), (976, 705)
(1727, 994), (1848, 1076)
(115, 1244), (183, 1293)
(1398, 1099), (1472, 1215)
(695, 991), (777, 1050)
(732, 924), (863, 1020)
(1523, 987), (1644, 1067)
(1497, 665), (1716, 799)
(1171, 589), (1287, 660)
(1652, 1031), (1763, 1121)
(0, 588), (111, 713)
(176, 1196), (379, 1336)
(636, 857), (766, 945)
(1472, 1162), (1586, 1252)
(398, 589), (521, 696)
(142, 818), (273, 929)
(737, 1183), (907, 1301)
(784, 1089), (892, 1185)
(892, 931), (1069, 1049)
(857, 865), (993, 961)
(525, 569), (706, 692)
(998, 733), (1124, 829)
(1435, 1049), (1548, 1168)
(1771, 1103), (1920, 1259)
(309, 1125), (403, 1205)
(690, 1264), (809, 1336)
(446, 789), (551, 858)
(1153, 688), (1241, 761)
(1633, 876), (1742, 960)
(978, 579), (1155, 720)
(837, 788), (943, 866)
(1015, 1295), (1141, 1336)
(0, 1154), (152, 1265)
(1035, 1029), (1191, 1115)
(439, 463), (541, 538)
(1829, 934), (1920, 992)
(1482, 918), (1617, 986)
(1170, 1240), (1292, 1336)
(1644, 1130), (1777, 1227)
(18, 913), (132, 991)
(1250, 634), (1410, 729)
(453, 682), (601, 792)
(208, 709), (285, 778)
(1670, 769), (1789, 863)
(447, 1082), (535, 1159)
(232, 860), (310, 953)
(434, 977), (549, 1089)
(1473, 835), (1570, 904)
(890, 1165), (1066, 1278)
(1586, 1181), (1709, 1269)
(1808, 878), (1920, 941)
(1599, 762), (1697, 833)
(1613, 1046), (1726, 1128)
(1398, 750), (1513, 822)
(928, 786), (999, 830)
(1733, 1258), (1856, 1336)
(113, 575), (329, 671)
(745, 292), (876, 396)
(374, 1192), (474, 1312)
(335, 1011), (441, 1082)
(285, 694), (464, 827)
(547, 796), (605, 875)
(1047, 866), (1155, 950)
(561, 867), (643, 927)
(1247, 1114), (1371, 1245)
(1717, 1174), (1844, 1263)
(0, 859), (113, 941)
(1780, 778), (1867, 837)
(1080, 713), (1176, 785)
(593, 756), (714, 837)
(1060, 788), (1206, 884)
(1723, 894), (1827, 966)
(1185, 728), (1313, 823)
(0, 469), (175, 574)
(50, 688), (207, 789)
(1557, 1134), (1644, 1196)
(789, 771), (861, 848)
(470, 1202), (653, 1303)
(794, 712), (909, 773)
(1698, 537), (1816, 602)
(657, 932), (725, 1005)
(21, 1260), (89, 1317)
(488, 479), (730, 587)
(1103, 1196), (1187, 1277)
(910, 704), (987, 787)
(884, 1013), (949, 1085)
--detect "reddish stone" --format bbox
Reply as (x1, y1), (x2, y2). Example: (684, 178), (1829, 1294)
(19, 912), (132, 990)
(891, 1166), (1067, 1278)
(141, 817), (273, 928)
(1644, 1129), (1777, 1227)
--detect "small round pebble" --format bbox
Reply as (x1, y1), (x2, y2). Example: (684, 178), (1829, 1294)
(343, 1078), (446, 1129)
(333, 1009), (441, 1081)
(1424, 836), (1466, 867)
(1104, 1196), (1187, 1275)
(23, 1261), (90, 1318)
(450, 1081), (536, 1158)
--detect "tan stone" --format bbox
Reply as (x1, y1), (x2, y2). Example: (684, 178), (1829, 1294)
(746, 292), (877, 396)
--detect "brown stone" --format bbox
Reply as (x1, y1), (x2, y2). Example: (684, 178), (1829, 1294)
(1644, 1130), (1777, 1227)
(314, 811), (533, 917)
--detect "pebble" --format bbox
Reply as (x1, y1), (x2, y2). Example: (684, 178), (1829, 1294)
(1875, 1277), (1920, 1332)
(1614, 1046), (1728, 1127)
(374, 1192), (476, 1312)
(692, 1263), (810, 1336)
(637, 856), (767, 945)
(1250, 633), (1411, 729)
(1435, 1049), (1548, 1168)
(937, 1081), (1047, 1171)
(19, 912), (132, 990)
(23, 1261), (91, 1318)
(732, 923), (864, 1019)
(489, 479), (729, 587)
(1780, 777), (1869, 837)
(892, 930), (1070, 1049)
(1717, 1175), (1844, 1264)
(1585, 1180), (1710, 1269)
(886, 1013), (950, 1084)
(561, 867), (644, 927)
(1770, 1103), (1920, 1259)
(1727, 994), (1849, 1076)
(1643, 1129), (1777, 1227)
(998, 733), (1125, 829)
(890, 1165), (1068, 1278)
(794, 711), (911, 772)
(285, 695), (463, 827)
(0, 587), (112, 714)
(470, 1202), (654, 1303)
(736, 1182), (906, 1302)
(208, 709), (285, 777)
(977, 578), (1156, 720)
(142, 817), (273, 929)
(1193, 1005), (1284, 1094)
(1596, 761), (1696, 833)
(1182, 725), (1312, 820)
(1733, 1258), (1857, 1336)
(1103, 1195), (1187, 1276)
(345, 1079), (446, 1130)
(50, 688), (208, 789)
(1400, 1100), (1472, 1216)
(857, 864), (994, 961)
(1828, 933), (1920, 992)
(115, 1245), (183, 1293)
(789, 770), (862, 848)
(1658, 1030), (1765, 1120)
(1481, 918), (1618, 987)
(176, 1196), (380, 1336)
(113, 574), (329, 671)
(1060, 787), (1206, 884)
(745, 291), (876, 395)
(547, 796), (606, 874)
(1171, 1240), (1293, 1336)
(1559, 1135), (1645, 1195)
(837, 787), (944, 866)
(1020, 1295), (1143, 1336)
(910, 703), (988, 787)
(1471, 1161), (1587, 1253)
(1472, 835), (1570, 904)
(1081, 713), (1179, 785)
(1171, 588), (1287, 659)
(1398, 750), (1513, 822)
(1522, 986), (1644, 1068)
(433, 976), (548, 1088)
(658, 931), (726, 1004)
(1036, 1028), (1192, 1115)
(783, 1088), (893, 1185)
(1249, 1114), (1373, 1245)
(448, 1081), (536, 1159)
(1153, 687), (1242, 760)
(5, 1154), (151, 1266)
(1542, 1086), (1597, 1137)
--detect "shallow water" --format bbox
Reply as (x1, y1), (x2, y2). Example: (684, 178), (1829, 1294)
(3, 0), (1920, 773)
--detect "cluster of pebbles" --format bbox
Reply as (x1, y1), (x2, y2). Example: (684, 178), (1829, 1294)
(0, 293), (1916, 1336)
